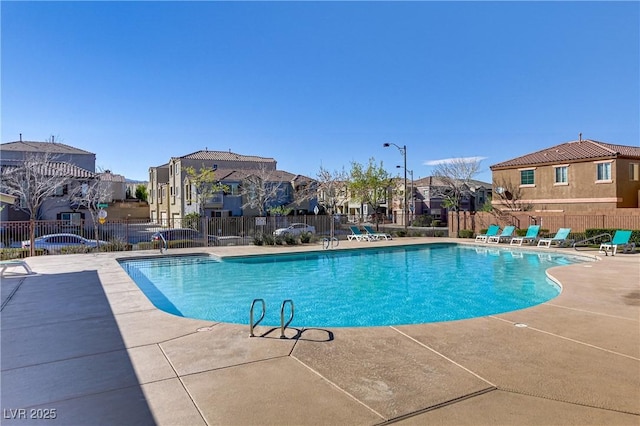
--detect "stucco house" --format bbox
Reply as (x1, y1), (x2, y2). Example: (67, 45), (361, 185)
(148, 149), (317, 224)
(490, 138), (640, 213)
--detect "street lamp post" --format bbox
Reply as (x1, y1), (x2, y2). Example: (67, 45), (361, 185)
(383, 142), (407, 230)
(397, 166), (413, 225)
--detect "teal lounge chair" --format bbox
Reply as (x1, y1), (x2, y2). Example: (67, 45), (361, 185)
(599, 230), (635, 256)
(487, 225), (516, 244)
(510, 225), (541, 246)
(537, 228), (573, 248)
(347, 226), (373, 242)
(363, 225), (392, 240)
(475, 225), (500, 243)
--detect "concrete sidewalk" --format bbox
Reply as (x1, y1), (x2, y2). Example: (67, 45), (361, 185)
(1, 238), (638, 425)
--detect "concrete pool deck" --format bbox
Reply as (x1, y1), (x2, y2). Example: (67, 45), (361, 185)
(1, 238), (638, 425)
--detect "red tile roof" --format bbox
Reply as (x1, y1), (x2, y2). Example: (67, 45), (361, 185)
(490, 140), (640, 169)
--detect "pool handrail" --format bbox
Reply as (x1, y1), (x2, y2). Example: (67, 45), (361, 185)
(280, 299), (295, 339)
(249, 298), (266, 337)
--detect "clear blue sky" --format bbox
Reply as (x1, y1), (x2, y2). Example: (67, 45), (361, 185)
(2, 1), (638, 183)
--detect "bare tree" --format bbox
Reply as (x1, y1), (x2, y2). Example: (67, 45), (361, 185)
(240, 165), (290, 217)
(316, 166), (349, 238)
(0, 152), (74, 255)
(492, 177), (533, 212)
(432, 158), (482, 237)
(67, 171), (113, 246)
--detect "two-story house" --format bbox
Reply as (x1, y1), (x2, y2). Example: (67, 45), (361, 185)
(490, 138), (640, 213)
(148, 149), (317, 224)
(410, 176), (491, 224)
(0, 139), (98, 223)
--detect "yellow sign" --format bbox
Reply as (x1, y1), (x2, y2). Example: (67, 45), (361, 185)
(99, 218), (106, 224)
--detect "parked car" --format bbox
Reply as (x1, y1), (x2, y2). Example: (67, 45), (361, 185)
(21, 233), (108, 254)
(151, 228), (218, 245)
(273, 223), (316, 237)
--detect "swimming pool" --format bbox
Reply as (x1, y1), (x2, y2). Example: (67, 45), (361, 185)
(119, 243), (587, 327)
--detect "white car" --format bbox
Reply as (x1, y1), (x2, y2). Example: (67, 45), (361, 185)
(273, 223), (316, 237)
(21, 233), (108, 254)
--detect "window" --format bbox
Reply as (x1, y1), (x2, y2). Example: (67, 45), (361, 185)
(520, 169), (535, 185)
(61, 212), (82, 226)
(185, 183), (191, 204)
(596, 162), (612, 181)
(554, 165), (568, 184)
(630, 163), (640, 181)
(54, 184), (68, 196)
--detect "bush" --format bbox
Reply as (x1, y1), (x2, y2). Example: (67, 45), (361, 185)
(252, 234), (264, 246)
(0, 248), (46, 259)
(100, 238), (131, 252)
(284, 234), (298, 245)
(300, 231), (312, 243)
(459, 229), (474, 238)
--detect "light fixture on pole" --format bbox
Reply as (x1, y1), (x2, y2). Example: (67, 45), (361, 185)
(397, 166), (413, 225)
(383, 142), (407, 230)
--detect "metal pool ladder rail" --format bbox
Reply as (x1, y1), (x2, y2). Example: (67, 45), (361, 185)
(573, 232), (612, 252)
(249, 298), (295, 338)
(158, 233), (168, 253)
(249, 298), (266, 337)
(280, 299), (294, 339)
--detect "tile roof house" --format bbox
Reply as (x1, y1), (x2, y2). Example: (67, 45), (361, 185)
(148, 149), (317, 223)
(1, 140), (99, 222)
(490, 138), (640, 212)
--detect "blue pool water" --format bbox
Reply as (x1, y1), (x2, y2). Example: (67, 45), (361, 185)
(119, 244), (586, 327)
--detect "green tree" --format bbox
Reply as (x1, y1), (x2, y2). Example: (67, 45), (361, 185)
(184, 164), (228, 217)
(134, 184), (148, 201)
(349, 158), (393, 227)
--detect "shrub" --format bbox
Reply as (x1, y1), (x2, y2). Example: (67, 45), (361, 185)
(262, 233), (275, 245)
(252, 234), (264, 246)
(459, 229), (474, 238)
(300, 231), (312, 243)
(284, 234), (298, 245)
(431, 220), (442, 227)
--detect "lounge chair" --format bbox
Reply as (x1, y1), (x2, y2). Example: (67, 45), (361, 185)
(510, 225), (541, 246)
(487, 225), (516, 244)
(537, 228), (573, 248)
(363, 225), (392, 240)
(347, 226), (373, 242)
(475, 225), (500, 243)
(0, 260), (34, 277)
(599, 230), (635, 256)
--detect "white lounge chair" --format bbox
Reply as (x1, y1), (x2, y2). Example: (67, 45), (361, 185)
(475, 225), (500, 243)
(487, 225), (516, 244)
(599, 230), (635, 256)
(363, 225), (392, 240)
(510, 225), (541, 246)
(347, 226), (373, 242)
(537, 228), (573, 248)
(0, 260), (35, 277)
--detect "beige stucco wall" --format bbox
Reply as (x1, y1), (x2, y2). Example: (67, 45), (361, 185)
(492, 158), (640, 212)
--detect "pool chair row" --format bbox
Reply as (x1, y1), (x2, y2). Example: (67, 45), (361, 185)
(348, 225), (393, 242)
(476, 225), (575, 248)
